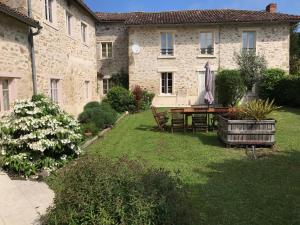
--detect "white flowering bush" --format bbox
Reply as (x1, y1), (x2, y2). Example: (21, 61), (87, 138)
(0, 95), (83, 177)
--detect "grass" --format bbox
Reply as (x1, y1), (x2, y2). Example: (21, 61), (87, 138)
(85, 107), (300, 225)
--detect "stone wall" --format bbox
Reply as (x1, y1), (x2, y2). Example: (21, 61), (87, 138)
(0, 13), (33, 105)
(96, 22), (128, 98)
(30, 0), (98, 116)
(128, 23), (290, 107)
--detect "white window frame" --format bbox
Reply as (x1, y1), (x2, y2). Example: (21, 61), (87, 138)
(160, 31), (175, 57)
(242, 31), (256, 52)
(84, 80), (90, 100)
(50, 79), (60, 104)
(102, 78), (112, 95)
(44, 0), (54, 23)
(81, 21), (88, 44)
(199, 31), (214, 55)
(0, 79), (13, 112)
(101, 42), (113, 59)
(65, 11), (73, 37)
(160, 72), (174, 95)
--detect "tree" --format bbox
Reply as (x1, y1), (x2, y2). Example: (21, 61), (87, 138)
(290, 23), (300, 75)
(236, 51), (267, 90)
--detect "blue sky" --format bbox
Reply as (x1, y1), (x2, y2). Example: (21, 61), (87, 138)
(85, 0), (300, 15)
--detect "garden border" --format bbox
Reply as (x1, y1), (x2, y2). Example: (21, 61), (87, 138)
(81, 112), (128, 149)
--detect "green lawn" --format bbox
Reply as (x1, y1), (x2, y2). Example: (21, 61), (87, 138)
(87, 108), (300, 225)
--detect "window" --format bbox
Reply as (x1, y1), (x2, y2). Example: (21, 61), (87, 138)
(81, 22), (87, 43)
(101, 42), (113, 59)
(200, 32), (214, 55)
(0, 79), (11, 112)
(84, 81), (90, 99)
(103, 78), (113, 94)
(44, 0), (53, 23)
(66, 11), (73, 36)
(242, 31), (256, 52)
(50, 79), (59, 104)
(161, 72), (173, 94)
(160, 32), (174, 56)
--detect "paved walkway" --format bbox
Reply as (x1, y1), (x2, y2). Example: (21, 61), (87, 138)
(0, 171), (54, 225)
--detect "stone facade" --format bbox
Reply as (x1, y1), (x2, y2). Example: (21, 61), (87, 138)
(0, 12), (33, 112)
(128, 23), (290, 107)
(30, 0), (98, 115)
(96, 22), (128, 98)
(0, 0), (98, 116)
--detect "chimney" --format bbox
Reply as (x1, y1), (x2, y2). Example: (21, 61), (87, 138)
(266, 3), (277, 13)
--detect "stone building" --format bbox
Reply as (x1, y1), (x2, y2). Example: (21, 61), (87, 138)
(1, 1), (300, 113)
(96, 4), (300, 107)
(0, 0), (98, 116)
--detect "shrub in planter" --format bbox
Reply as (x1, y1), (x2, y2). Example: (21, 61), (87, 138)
(0, 95), (82, 177)
(106, 86), (135, 112)
(80, 123), (99, 136)
(215, 70), (246, 106)
(258, 68), (286, 100)
(41, 156), (192, 225)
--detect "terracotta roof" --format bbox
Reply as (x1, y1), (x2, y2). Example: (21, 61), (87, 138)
(0, 2), (41, 28)
(95, 12), (135, 22)
(96, 9), (300, 25)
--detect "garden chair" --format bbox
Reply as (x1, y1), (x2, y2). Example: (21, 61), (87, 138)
(171, 113), (185, 133)
(192, 113), (208, 133)
(151, 106), (168, 131)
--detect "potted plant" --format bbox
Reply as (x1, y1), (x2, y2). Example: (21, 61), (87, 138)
(218, 99), (280, 147)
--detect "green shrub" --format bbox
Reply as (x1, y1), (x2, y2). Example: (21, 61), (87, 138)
(141, 90), (155, 110)
(78, 102), (117, 130)
(274, 76), (300, 107)
(215, 70), (246, 106)
(106, 86), (135, 112)
(41, 156), (191, 225)
(0, 95), (82, 177)
(80, 123), (99, 135)
(83, 101), (101, 111)
(258, 68), (286, 100)
(111, 70), (129, 89)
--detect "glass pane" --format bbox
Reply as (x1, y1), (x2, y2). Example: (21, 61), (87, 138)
(2, 80), (9, 111)
(44, 0), (48, 20)
(248, 32), (255, 49)
(107, 43), (112, 58)
(48, 0), (53, 22)
(161, 73), (166, 93)
(242, 32), (248, 49)
(81, 24), (86, 42)
(161, 32), (166, 50)
(103, 79), (108, 94)
(167, 33), (173, 52)
(200, 33), (206, 48)
(102, 44), (107, 58)
(207, 33), (213, 46)
(167, 73), (173, 94)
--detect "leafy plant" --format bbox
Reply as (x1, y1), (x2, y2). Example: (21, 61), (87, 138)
(132, 85), (143, 112)
(274, 76), (300, 107)
(141, 90), (155, 110)
(106, 86), (135, 112)
(236, 51), (267, 90)
(0, 95), (82, 177)
(41, 156), (191, 225)
(80, 123), (99, 136)
(258, 68), (286, 100)
(215, 70), (246, 106)
(238, 99), (280, 121)
(111, 70), (129, 89)
(83, 101), (101, 111)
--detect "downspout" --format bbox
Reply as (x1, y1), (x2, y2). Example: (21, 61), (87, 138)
(28, 0), (42, 95)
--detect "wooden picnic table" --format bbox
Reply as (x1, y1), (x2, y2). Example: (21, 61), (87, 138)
(170, 106), (230, 130)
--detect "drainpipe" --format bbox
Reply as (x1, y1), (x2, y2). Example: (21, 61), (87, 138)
(28, 0), (42, 95)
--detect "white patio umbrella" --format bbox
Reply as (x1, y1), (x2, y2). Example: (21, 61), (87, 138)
(204, 61), (214, 105)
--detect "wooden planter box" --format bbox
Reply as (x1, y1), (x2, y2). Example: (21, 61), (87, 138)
(218, 115), (276, 147)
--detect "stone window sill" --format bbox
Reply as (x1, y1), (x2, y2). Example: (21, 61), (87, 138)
(197, 55), (217, 58)
(158, 94), (176, 97)
(157, 55), (176, 59)
(43, 20), (59, 31)
(66, 34), (76, 41)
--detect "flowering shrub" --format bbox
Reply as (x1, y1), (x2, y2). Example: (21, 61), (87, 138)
(0, 95), (83, 177)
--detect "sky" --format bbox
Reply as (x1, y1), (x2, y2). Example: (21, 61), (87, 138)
(84, 0), (300, 15)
